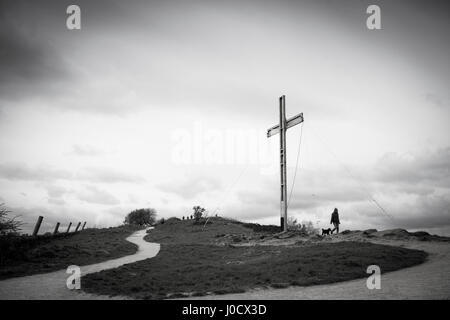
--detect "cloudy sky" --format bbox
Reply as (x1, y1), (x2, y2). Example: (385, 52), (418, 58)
(0, 0), (449, 235)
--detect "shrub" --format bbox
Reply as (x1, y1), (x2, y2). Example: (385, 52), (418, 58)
(287, 217), (319, 235)
(124, 208), (157, 226)
(299, 220), (319, 235)
(192, 206), (206, 223)
(287, 217), (302, 231)
(0, 203), (22, 236)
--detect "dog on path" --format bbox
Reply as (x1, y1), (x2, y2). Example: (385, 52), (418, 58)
(322, 228), (332, 236)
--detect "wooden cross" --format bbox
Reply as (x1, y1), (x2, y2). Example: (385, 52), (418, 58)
(267, 95), (304, 231)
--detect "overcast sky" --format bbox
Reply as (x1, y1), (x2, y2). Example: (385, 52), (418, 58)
(0, 0), (449, 235)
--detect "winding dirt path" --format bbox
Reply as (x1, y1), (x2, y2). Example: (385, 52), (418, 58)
(0, 228), (160, 300)
(179, 240), (450, 300)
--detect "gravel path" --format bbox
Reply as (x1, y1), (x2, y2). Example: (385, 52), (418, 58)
(0, 228), (160, 300)
(179, 240), (450, 300)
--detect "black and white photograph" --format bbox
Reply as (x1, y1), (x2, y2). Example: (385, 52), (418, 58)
(0, 0), (449, 307)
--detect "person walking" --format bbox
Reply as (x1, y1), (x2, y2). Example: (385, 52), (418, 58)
(330, 208), (340, 234)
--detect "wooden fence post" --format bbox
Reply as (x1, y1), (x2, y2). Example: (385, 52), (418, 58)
(74, 222), (81, 232)
(66, 222), (72, 233)
(81, 221), (86, 230)
(32, 216), (43, 236)
(53, 222), (60, 235)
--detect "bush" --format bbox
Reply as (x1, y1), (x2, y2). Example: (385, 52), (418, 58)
(192, 206), (206, 223)
(287, 217), (302, 231)
(0, 203), (22, 236)
(124, 208), (157, 226)
(299, 220), (319, 235)
(287, 217), (319, 235)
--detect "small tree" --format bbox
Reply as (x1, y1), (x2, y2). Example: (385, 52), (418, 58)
(192, 206), (205, 222)
(124, 208), (157, 226)
(0, 203), (22, 235)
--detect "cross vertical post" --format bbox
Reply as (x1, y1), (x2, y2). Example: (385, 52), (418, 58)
(267, 95), (304, 232)
(279, 95), (288, 231)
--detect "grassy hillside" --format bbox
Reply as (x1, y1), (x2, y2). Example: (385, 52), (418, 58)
(0, 225), (140, 280)
(144, 217), (274, 245)
(82, 217), (427, 299)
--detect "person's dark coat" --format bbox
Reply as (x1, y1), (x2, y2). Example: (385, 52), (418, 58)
(330, 211), (340, 224)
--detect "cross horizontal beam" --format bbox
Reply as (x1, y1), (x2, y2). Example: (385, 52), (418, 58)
(267, 112), (304, 138)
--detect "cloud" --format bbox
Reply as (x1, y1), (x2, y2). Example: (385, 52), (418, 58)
(0, 1), (72, 105)
(0, 162), (144, 184)
(238, 167), (368, 210)
(41, 184), (68, 206)
(373, 147), (450, 188)
(425, 93), (449, 109)
(0, 0), (374, 117)
(0, 162), (73, 181)
(45, 184), (67, 198)
(106, 205), (138, 220)
(0, 0), (142, 116)
(352, 192), (450, 230)
(158, 175), (223, 199)
(48, 198), (66, 206)
(75, 167), (145, 184)
(69, 145), (106, 157)
(76, 185), (120, 205)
